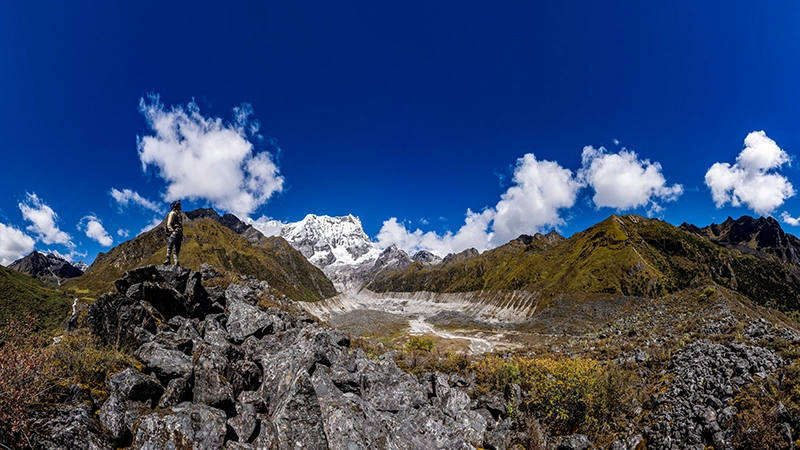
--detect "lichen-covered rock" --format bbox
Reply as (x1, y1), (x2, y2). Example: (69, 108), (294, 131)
(126, 282), (190, 319)
(193, 341), (235, 410)
(228, 402), (259, 443)
(131, 403), (228, 450)
(644, 339), (785, 450)
(154, 264), (192, 293)
(227, 286), (275, 342)
(134, 341), (193, 382)
(98, 369), (163, 443)
(359, 359), (428, 412)
(158, 377), (191, 409)
(32, 403), (113, 450)
(87, 293), (158, 348)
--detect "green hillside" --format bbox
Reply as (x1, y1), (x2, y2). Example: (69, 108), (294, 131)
(367, 214), (800, 312)
(0, 265), (72, 334)
(68, 217), (336, 302)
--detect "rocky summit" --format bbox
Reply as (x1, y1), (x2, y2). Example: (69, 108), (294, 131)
(9, 251), (85, 281)
(36, 264), (522, 449)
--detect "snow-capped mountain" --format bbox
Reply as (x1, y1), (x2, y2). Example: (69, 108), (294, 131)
(252, 214), (381, 268)
(252, 214), (427, 290)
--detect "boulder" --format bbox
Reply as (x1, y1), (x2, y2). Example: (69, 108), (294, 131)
(226, 288), (275, 342)
(135, 341), (193, 382)
(87, 293), (158, 348)
(32, 403), (113, 450)
(193, 341), (235, 410)
(126, 282), (190, 319)
(131, 403), (228, 450)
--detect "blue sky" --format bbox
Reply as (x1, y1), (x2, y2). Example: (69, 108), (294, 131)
(2, 1), (800, 265)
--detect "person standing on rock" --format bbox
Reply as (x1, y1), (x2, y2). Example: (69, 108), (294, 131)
(164, 200), (183, 266)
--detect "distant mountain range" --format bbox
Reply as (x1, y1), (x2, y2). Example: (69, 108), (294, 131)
(366, 214), (800, 314)
(9, 251), (86, 281)
(38, 207), (800, 316)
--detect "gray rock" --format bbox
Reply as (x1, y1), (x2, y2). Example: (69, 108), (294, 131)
(200, 263), (222, 280)
(114, 265), (162, 294)
(228, 402), (259, 443)
(193, 341), (235, 410)
(98, 368), (163, 442)
(135, 340), (193, 382)
(32, 403), (113, 450)
(105, 368), (164, 405)
(126, 281), (191, 319)
(551, 434), (592, 450)
(227, 288), (275, 342)
(154, 263), (192, 292)
(227, 283), (259, 305)
(132, 403), (228, 450)
(359, 359), (427, 412)
(232, 360), (263, 395)
(87, 293), (158, 348)
(158, 377), (191, 409)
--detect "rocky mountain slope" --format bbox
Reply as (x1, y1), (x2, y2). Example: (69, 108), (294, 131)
(367, 214), (800, 314)
(9, 251), (85, 281)
(68, 210), (335, 302)
(681, 215), (800, 264)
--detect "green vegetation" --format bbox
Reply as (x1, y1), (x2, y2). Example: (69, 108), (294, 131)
(405, 335), (435, 352)
(67, 218), (336, 302)
(471, 355), (640, 436)
(0, 265), (72, 336)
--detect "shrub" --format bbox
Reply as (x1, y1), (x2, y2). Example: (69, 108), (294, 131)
(732, 382), (791, 450)
(0, 316), (53, 448)
(470, 355), (641, 436)
(49, 331), (142, 393)
(405, 336), (435, 352)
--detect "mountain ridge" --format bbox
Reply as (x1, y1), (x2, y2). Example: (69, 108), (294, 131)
(366, 214), (800, 313)
(9, 251), (85, 280)
(69, 210), (336, 302)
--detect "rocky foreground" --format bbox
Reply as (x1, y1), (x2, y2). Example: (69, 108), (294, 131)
(27, 263), (800, 450)
(32, 264), (508, 449)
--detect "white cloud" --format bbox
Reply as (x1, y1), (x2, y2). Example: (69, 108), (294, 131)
(490, 154), (581, 245)
(117, 229), (130, 238)
(578, 146), (683, 213)
(138, 217), (163, 236)
(137, 95), (284, 219)
(780, 212), (800, 227)
(705, 131), (794, 215)
(45, 248), (87, 263)
(0, 223), (35, 266)
(247, 217), (285, 237)
(110, 188), (164, 214)
(376, 154), (580, 255)
(79, 215), (113, 247)
(18, 193), (73, 246)
(377, 209), (495, 256)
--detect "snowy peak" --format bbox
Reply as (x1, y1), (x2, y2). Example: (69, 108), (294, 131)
(274, 214), (381, 268)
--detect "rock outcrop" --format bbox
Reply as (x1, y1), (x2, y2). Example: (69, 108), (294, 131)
(60, 264), (514, 449)
(643, 339), (787, 450)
